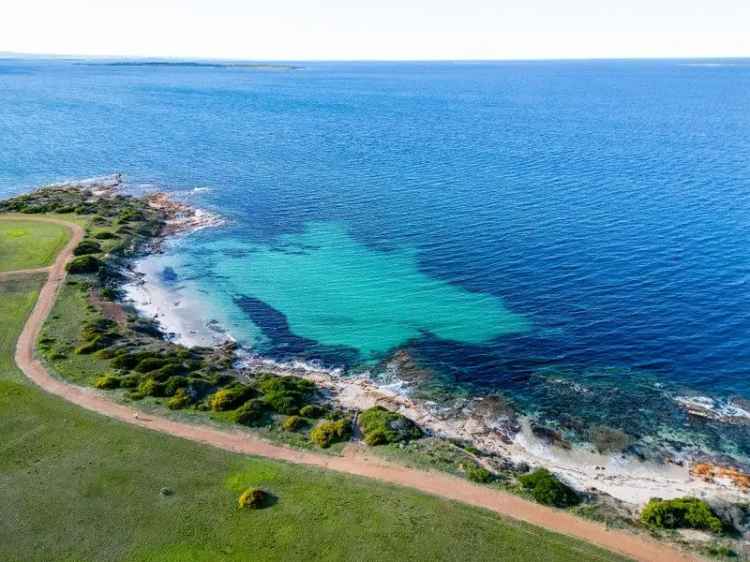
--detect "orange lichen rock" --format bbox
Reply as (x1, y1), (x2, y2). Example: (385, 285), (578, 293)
(691, 463), (750, 489)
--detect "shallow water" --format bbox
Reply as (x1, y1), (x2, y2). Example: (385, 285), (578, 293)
(2, 58), (750, 459)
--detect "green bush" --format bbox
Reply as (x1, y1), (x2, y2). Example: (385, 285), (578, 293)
(640, 497), (723, 534)
(94, 374), (121, 390)
(282, 415), (307, 432)
(238, 488), (269, 510)
(73, 240), (103, 256)
(93, 231), (119, 240)
(167, 388), (193, 410)
(310, 419), (352, 448)
(134, 357), (170, 373)
(256, 374), (315, 415)
(111, 353), (139, 370)
(466, 465), (494, 484)
(299, 404), (326, 418)
(519, 469), (579, 508)
(358, 406), (422, 446)
(232, 399), (268, 426)
(66, 255), (103, 274)
(163, 376), (189, 396)
(209, 385), (256, 412)
(119, 374), (142, 389)
(138, 377), (165, 397)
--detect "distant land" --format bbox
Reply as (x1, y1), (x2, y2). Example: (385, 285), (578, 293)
(77, 61), (302, 70)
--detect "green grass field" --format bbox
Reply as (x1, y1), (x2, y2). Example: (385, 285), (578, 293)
(0, 219), (629, 562)
(0, 219), (71, 272)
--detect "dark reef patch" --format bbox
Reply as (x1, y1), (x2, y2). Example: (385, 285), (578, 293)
(234, 295), (359, 367)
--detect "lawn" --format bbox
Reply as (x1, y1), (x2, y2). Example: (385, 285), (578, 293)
(0, 218), (71, 272)
(0, 275), (628, 562)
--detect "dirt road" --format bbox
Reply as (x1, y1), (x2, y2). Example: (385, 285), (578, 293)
(8, 215), (699, 562)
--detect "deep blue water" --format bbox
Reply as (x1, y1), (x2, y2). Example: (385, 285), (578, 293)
(2, 58), (750, 455)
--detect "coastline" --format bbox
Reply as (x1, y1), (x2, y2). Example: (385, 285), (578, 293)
(110, 179), (750, 509)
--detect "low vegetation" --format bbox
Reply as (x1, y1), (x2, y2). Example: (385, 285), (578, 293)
(358, 405), (422, 446)
(310, 418), (352, 448)
(640, 497), (723, 534)
(519, 468), (580, 508)
(238, 487), (270, 510)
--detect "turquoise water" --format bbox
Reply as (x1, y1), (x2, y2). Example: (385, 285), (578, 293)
(1, 58), (750, 460)
(196, 222), (528, 357)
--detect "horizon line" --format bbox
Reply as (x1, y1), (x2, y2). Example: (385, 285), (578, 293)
(2, 50), (750, 64)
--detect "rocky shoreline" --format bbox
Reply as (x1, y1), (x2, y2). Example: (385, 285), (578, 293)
(93, 175), (750, 509)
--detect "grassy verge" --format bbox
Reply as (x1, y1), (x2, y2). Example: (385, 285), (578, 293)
(0, 219), (70, 272)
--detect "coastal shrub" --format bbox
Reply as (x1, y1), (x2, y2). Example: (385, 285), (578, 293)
(75, 334), (119, 355)
(238, 488), (269, 510)
(118, 209), (146, 223)
(232, 399), (268, 426)
(111, 353), (142, 370)
(81, 318), (117, 340)
(94, 347), (118, 359)
(167, 388), (193, 410)
(134, 357), (170, 373)
(209, 385), (256, 412)
(93, 231), (119, 240)
(94, 374), (121, 390)
(150, 362), (188, 381)
(163, 376), (189, 396)
(310, 419), (352, 448)
(255, 374), (315, 415)
(73, 240), (103, 256)
(138, 377), (166, 398)
(299, 404), (326, 418)
(466, 465), (494, 484)
(519, 468), (580, 508)
(358, 406), (422, 446)
(119, 374), (142, 389)
(640, 497), (723, 534)
(66, 255), (103, 274)
(282, 415), (307, 432)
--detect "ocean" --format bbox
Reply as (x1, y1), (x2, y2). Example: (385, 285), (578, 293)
(2, 58), (749, 462)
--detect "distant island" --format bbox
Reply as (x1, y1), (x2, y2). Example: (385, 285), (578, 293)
(77, 61), (302, 71)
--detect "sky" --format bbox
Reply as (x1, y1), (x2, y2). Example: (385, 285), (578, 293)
(2, 0), (749, 61)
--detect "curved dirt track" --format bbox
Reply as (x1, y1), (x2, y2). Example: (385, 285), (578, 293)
(8, 215), (700, 562)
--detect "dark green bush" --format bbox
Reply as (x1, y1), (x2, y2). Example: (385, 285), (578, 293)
(134, 357), (170, 373)
(138, 377), (165, 397)
(310, 419), (352, 448)
(232, 399), (267, 426)
(163, 376), (188, 396)
(111, 353), (142, 370)
(281, 415), (307, 432)
(238, 488), (269, 510)
(66, 255), (103, 274)
(640, 497), (723, 534)
(209, 385), (256, 412)
(358, 406), (422, 446)
(93, 231), (119, 240)
(466, 465), (494, 484)
(73, 240), (103, 256)
(167, 388), (193, 410)
(299, 404), (326, 418)
(519, 468), (579, 508)
(94, 374), (121, 390)
(256, 374), (315, 415)
(119, 374), (142, 388)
